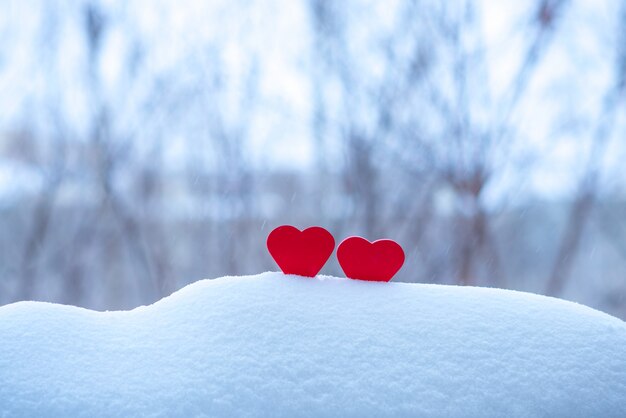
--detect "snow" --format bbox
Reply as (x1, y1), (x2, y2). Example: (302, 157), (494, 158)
(1, 272), (625, 417)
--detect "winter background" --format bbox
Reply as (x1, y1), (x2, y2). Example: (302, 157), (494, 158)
(1, 0), (626, 320)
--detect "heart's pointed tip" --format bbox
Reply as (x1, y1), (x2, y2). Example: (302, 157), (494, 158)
(342, 274), (395, 283)
(281, 272), (340, 281)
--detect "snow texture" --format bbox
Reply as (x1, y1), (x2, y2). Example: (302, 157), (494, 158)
(1, 272), (625, 417)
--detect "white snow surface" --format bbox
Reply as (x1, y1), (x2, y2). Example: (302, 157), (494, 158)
(1, 272), (625, 417)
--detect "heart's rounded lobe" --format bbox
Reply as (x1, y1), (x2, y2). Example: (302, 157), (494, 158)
(267, 225), (335, 277)
(337, 237), (404, 282)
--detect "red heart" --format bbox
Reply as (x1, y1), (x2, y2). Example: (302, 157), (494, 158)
(337, 237), (405, 282)
(267, 225), (335, 277)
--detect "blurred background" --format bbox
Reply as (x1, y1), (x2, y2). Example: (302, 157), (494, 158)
(1, 0), (625, 318)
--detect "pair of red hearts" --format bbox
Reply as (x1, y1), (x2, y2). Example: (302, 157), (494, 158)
(267, 225), (404, 282)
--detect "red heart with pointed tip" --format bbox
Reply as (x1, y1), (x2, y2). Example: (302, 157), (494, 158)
(267, 225), (335, 277)
(337, 236), (405, 282)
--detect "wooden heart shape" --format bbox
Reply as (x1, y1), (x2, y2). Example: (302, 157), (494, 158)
(337, 236), (405, 282)
(267, 225), (335, 277)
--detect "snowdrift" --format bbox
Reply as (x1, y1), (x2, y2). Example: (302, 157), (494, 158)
(1, 272), (625, 417)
